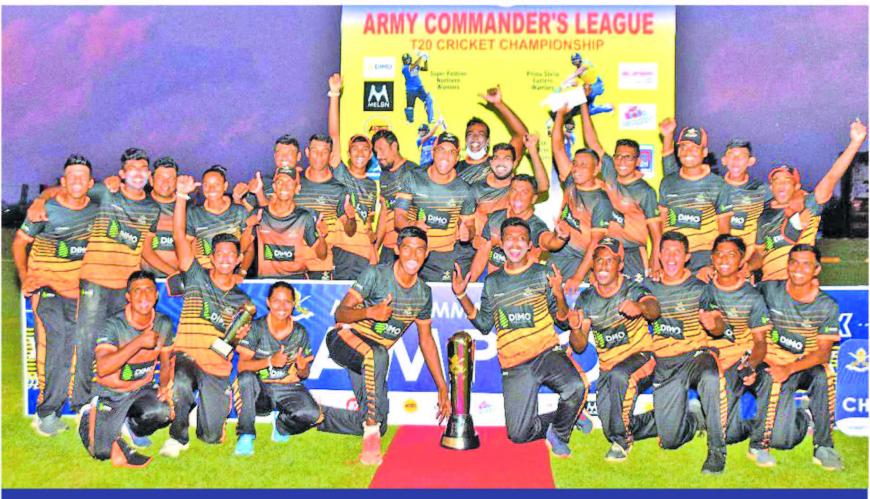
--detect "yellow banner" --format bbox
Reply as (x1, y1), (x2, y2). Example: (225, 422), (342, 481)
(340, 6), (675, 217)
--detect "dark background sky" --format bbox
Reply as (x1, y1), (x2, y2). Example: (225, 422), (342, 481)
(2, 5), (867, 203)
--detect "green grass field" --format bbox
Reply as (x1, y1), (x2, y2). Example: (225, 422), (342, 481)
(2, 230), (867, 488)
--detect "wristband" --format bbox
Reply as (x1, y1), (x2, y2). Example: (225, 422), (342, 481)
(557, 232), (570, 241)
(176, 192), (190, 201)
(456, 291), (467, 300)
(327, 91), (340, 97)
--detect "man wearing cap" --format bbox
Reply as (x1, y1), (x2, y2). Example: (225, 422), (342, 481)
(237, 135), (305, 212)
(455, 86), (528, 185)
(658, 120), (731, 278)
(644, 231), (730, 474)
(394, 132), (477, 282)
(452, 217), (587, 458)
(748, 119), (867, 281)
(373, 129), (420, 265)
(572, 237), (660, 462)
(247, 168), (329, 279)
(575, 102), (663, 282)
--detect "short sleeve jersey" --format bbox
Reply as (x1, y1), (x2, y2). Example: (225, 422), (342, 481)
(600, 154), (660, 249)
(19, 198), (98, 298)
(172, 260), (251, 377)
(295, 174), (349, 272)
(758, 280), (840, 366)
(755, 191), (824, 281)
(380, 160), (419, 250)
(79, 184), (160, 289)
(470, 263), (563, 369)
(481, 209), (548, 269)
(395, 169), (476, 253)
(94, 311), (175, 396)
(707, 281), (772, 369)
(238, 318), (311, 384)
(185, 202), (248, 270)
(574, 277), (655, 371)
(332, 162), (380, 259)
(560, 185), (613, 253)
(716, 178), (770, 252)
(346, 264), (433, 348)
(658, 165), (729, 254)
(256, 206), (319, 278)
(645, 275), (719, 358)
(456, 158), (492, 185)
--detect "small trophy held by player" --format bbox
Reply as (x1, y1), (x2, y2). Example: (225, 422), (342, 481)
(441, 331), (480, 450)
(210, 301), (257, 358)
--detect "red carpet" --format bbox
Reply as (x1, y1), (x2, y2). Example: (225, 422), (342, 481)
(369, 426), (555, 489)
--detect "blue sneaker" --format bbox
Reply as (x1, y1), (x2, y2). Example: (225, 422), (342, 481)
(545, 425), (571, 458)
(271, 411), (290, 443)
(574, 412), (593, 434)
(123, 420), (152, 448)
(235, 434), (255, 456)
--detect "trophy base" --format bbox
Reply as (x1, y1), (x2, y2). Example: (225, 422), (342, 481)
(209, 339), (234, 359)
(440, 415), (480, 450)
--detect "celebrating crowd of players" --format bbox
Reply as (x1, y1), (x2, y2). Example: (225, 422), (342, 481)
(12, 71), (867, 474)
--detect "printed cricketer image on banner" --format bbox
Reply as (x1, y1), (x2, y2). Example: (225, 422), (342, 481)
(339, 5), (676, 223)
(20, 282), (869, 431)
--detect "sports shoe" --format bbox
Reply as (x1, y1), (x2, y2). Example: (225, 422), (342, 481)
(545, 424), (572, 458)
(122, 420), (152, 448)
(271, 411), (290, 444)
(158, 438), (189, 458)
(798, 397), (815, 435)
(747, 447), (777, 467)
(813, 446), (844, 471)
(701, 447), (726, 474)
(33, 414), (69, 437)
(111, 439), (151, 468)
(360, 424), (383, 466)
(574, 411), (593, 434)
(604, 442), (628, 462)
(688, 398), (706, 435)
(234, 434), (255, 457)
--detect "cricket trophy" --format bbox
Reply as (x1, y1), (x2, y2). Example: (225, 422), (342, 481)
(210, 301), (257, 358)
(441, 331), (480, 450)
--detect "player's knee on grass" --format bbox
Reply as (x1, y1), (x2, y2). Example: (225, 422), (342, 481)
(131, 402), (171, 435)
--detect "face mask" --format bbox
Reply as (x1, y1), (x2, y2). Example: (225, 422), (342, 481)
(465, 142), (488, 161)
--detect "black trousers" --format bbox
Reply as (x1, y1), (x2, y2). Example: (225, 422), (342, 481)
(234, 371), (322, 436)
(761, 364), (835, 450)
(79, 387), (170, 460)
(32, 289), (77, 418)
(169, 353), (232, 445)
(596, 351), (658, 449)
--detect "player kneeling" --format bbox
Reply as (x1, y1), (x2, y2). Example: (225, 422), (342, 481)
(453, 217), (588, 457)
(78, 271), (174, 468)
(233, 281), (321, 456)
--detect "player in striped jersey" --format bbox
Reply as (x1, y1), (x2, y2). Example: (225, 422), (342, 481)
(572, 238), (660, 462)
(453, 217), (587, 457)
(318, 227), (449, 466)
(184, 165), (252, 273)
(469, 174), (569, 280)
(658, 123), (731, 277)
(394, 133), (477, 282)
(749, 119), (867, 281)
(233, 282), (320, 456)
(249, 168), (327, 279)
(645, 231), (729, 474)
(78, 271), (174, 467)
(143, 157), (181, 277)
(551, 106), (614, 292)
(13, 154), (98, 436)
(455, 86), (528, 185)
(577, 102), (663, 282)
(371, 129), (420, 265)
(756, 244), (844, 471)
(295, 133), (357, 280)
(158, 175), (253, 458)
(706, 234), (774, 466)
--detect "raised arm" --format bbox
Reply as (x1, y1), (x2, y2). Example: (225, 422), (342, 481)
(524, 133), (549, 193)
(552, 105), (575, 183)
(578, 101), (605, 159)
(327, 73), (343, 168)
(814, 119), (867, 205)
(173, 175), (199, 272)
(481, 86), (529, 163)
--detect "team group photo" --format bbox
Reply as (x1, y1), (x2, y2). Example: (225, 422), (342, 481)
(1, 3), (868, 492)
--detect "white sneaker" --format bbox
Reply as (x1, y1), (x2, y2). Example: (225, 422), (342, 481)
(158, 438), (189, 458)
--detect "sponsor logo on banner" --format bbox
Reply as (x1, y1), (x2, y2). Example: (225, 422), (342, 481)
(836, 339), (869, 436)
(639, 145), (654, 177)
(404, 398), (418, 413)
(364, 81), (394, 111)
(618, 62), (658, 90)
(618, 104), (656, 130)
(363, 57), (396, 79)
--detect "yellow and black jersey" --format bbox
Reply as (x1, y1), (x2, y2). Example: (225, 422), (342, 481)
(18, 198), (98, 298)
(93, 311), (174, 396)
(296, 174), (349, 273)
(600, 154), (660, 250)
(558, 184), (612, 253)
(659, 155), (729, 254)
(147, 199), (178, 277)
(717, 179), (770, 253)
(79, 184), (160, 289)
(256, 206), (319, 278)
(456, 157), (491, 185)
(333, 162), (380, 259)
(238, 318), (311, 384)
(756, 191), (823, 281)
(185, 202), (248, 270)
(480, 209), (548, 270)
(707, 281), (771, 369)
(758, 280), (840, 366)
(394, 168), (476, 253)
(644, 274), (718, 358)
(379, 160), (419, 251)
(471, 263), (567, 369)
